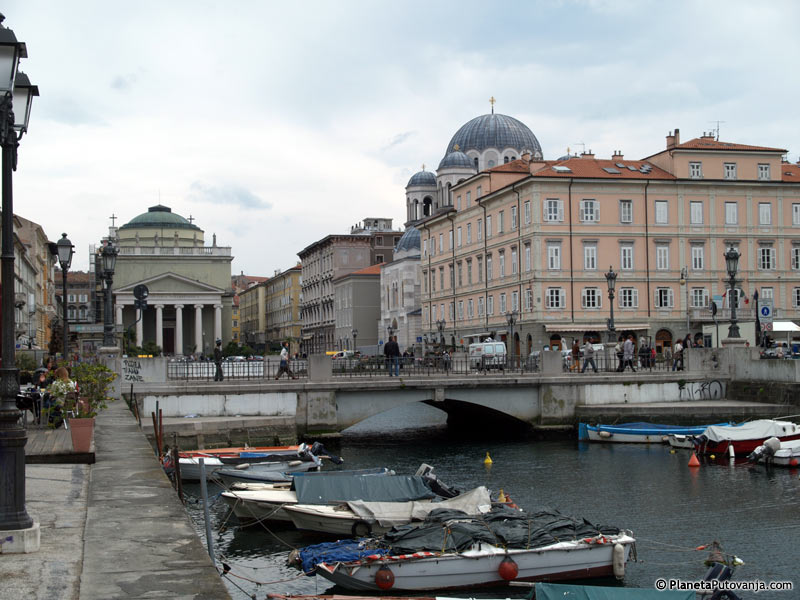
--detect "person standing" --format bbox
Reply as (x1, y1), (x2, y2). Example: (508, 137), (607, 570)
(275, 341), (297, 380)
(384, 336), (400, 376)
(213, 339), (224, 381)
(571, 339), (581, 372)
(581, 339), (598, 373)
(672, 339), (683, 371)
(622, 335), (636, 372)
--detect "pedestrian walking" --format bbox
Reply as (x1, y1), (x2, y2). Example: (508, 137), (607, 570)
(442, 349), (451, 372)
(622, 335), (636, 372)
(571, 339), (581, 372)
(672, 339), (684, 371)
(275, 341), (297, 379)
(581, 339), (598, 373)
(213, 339), (224, 381)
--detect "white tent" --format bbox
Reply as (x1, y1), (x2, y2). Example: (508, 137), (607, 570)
(770, 321), (800, 333)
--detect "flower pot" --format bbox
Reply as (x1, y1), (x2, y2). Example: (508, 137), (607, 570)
(68, 417), (95, 453)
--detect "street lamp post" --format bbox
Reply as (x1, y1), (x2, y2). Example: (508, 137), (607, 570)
(101, 240), (118, 347)
(351, 328), (357, 352)
(680, 267), (690, 334)
(505, 310), (518, 366)
(604, 266), (617, 342)
(0, 13), (40, 547)
(56, 233), (74, 360)
(725, 246), (741, 339)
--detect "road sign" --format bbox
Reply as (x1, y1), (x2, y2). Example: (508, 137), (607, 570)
(759, 299), (774, 325)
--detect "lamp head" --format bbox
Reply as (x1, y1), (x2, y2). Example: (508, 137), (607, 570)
(725, 246), (740, 279)
(604, 266), (617, 292)
(56, 233), (74, 270)
(101, 240), (118, 276)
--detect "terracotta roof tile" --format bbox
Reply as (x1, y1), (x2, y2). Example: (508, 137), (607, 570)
(486, 159), (531, 173)
(675, 138), (786, 153)
(531, 158), (674, 180)
(782, 164), (800, 181)
(349, 263), (384, 276)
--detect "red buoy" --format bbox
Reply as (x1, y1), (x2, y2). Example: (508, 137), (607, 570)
(790, 458), (799, 467)
(688, 453), (700, 468)
(375, 566), (394, 590)
(498, 556), (519, 581)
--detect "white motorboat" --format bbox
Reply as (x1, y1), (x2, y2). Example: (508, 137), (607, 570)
(748, 436), (800, 466)
(667, 434), (696, 449)
(284, 486), (491, 537)
(180, 454), (321, 482)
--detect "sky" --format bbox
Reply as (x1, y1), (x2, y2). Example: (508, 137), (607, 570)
(4, 0), (800, 275)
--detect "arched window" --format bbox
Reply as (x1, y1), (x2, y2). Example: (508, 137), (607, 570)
(474, 157), (479, 169)
(504, 156), (509, 164)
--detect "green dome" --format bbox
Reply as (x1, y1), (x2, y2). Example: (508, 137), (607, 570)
(119, 205), (201, 231)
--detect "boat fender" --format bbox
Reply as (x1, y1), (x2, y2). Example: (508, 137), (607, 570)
(498, 556), (518, 581)
(234, 463), (250, 470)
(790, 458), (799, 467)
(612, 543), (625, 579)
(728, 444), (735, 458)
(351, 520), (372, 538)
(598, 430), (612, 439)
(375, 566), (394, 590)
(289, 460), (302, 467)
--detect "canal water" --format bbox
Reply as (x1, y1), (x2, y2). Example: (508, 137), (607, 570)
(184, 404), (800, 599)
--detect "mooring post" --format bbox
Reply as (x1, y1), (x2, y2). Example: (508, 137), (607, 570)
(198, 458), (215, 563)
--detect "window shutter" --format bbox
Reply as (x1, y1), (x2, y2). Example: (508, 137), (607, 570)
(561, 289), (566, 308)
(668, 289), (674, 307)
(545, 292), (550, 309)
(633, 289), (639, 308)
(654, 289), (660, 308)
(558, 201), (564, 221)
(594, 204), (600, 222)
(597, 290), (602, 309)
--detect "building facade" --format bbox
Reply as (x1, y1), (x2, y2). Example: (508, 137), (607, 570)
(298, 234), (372, 354)
(379, 226), (422, 353)
(16, 215), (58, 350)
(349, 217), (403, 265)
(239, 280), (267, 350)
(419, 124), (800, 356)
(265, 265), (302, 354)
(111, 205), (234, 356)
(334, 264), (381, 352)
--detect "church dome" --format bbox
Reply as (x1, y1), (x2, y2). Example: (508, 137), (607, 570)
(438, 149), (474, 170)
(406, 170), (436, 188)
(119, 205), (201, 231)
(395, 226), (420, 254)
(446, 113), (542, 157)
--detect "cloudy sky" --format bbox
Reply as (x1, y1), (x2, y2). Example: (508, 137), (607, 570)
(5, 0), (800, 274)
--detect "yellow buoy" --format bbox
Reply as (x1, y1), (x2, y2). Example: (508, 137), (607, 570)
(484, 452), (493, 465)
(498, 489), (506, 503)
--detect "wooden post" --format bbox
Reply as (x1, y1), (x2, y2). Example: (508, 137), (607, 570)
(172, 433), (184, 504)
(151, 412), (162, 456)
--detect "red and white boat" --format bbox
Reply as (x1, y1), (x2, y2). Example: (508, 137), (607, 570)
(694, 419), (800, 456)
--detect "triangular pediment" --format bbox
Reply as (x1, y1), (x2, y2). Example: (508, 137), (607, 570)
(116, 272), (224, 294)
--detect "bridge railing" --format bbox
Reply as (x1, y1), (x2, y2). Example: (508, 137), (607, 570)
(166, 359), (309, 381)
(331, 355), (540, 377)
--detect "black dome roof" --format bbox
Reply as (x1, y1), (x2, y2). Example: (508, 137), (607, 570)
(438, 150), (474, 170)
(407, 170), (436, 187)
(446, 113), (542, 157)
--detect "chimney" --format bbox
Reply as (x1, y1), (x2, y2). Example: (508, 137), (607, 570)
(674, 128), (680, 145)
(612, 150), (624, 160)
(580, 149), (595, 158)
(666, 131), (676, 149)
(521, 149), (532, 163)
(701, 131), (715, 139)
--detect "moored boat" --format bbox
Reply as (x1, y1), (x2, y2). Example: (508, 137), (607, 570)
(216, 465), (391, 489)
(695, 419), (800, 456)
(579, 422), (729, 443)
(667, 434), (696, 449)
(747, 436), (800, 466)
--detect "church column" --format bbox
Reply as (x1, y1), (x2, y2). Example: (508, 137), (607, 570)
(174, 304), (184, 356)
(155, 304), (164, 350)
(136, 308), (143, 347)
(194, 304), (204, 355)
(214, 303), (223, 342)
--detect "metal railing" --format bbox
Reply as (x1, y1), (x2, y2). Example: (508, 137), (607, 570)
(563, 351), (680, 373)
(331, 356), (539, 378)
(167, 359), (308, 381)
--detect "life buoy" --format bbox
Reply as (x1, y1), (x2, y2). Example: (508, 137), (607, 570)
(498, 556), (518, 580)
(375, 566), (394, 590)
(352, 520), (372, 538)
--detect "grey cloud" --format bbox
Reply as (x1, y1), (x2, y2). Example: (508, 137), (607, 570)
(382, 131), (415, 151)
(111, 74), (138, 91)
(189, 181), (272, 210)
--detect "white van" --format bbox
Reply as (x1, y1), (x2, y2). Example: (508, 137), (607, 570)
(469, 340), (507, 369)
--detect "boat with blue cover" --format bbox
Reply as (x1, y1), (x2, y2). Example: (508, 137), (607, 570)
(578, 422), (731, 444)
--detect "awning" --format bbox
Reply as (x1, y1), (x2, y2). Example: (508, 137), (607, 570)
(545, 323), (650, 332)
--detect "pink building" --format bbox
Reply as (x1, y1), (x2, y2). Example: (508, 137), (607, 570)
(420, 129), (800, 356)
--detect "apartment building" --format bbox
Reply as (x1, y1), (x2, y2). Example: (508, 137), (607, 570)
(265, 265), (302, 354)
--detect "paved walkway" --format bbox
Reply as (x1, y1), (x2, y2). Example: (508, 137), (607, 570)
(3, 399), (231, 599)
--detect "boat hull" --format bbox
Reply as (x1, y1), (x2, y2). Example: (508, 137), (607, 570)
(284, 504), (394, 537)
(315, 535), (635, 591)
(580, 422), (723, 444)
(667, 434), (696, 449)
(221, 488), (296, 523)
(697, 433), (800, 456)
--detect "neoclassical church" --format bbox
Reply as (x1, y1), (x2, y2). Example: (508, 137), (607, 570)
(110, 205), (234, 355)
(381, 108), (543, 352)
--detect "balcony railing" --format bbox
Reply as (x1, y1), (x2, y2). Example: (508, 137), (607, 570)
(690, 307), (755, 322)
(118, 246), (232, 257)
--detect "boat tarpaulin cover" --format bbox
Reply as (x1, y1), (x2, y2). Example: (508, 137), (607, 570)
(293, 474), (436, 505)
(297, 540), (388, 575)
(535, 582), (694, 600)
(346, 486), (491, 527)
(383, 505), (621, 554)
(703, 419), (798, 443)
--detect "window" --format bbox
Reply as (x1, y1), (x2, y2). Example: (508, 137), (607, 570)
(794, 288), (800, 308)
(723, 162), (737, 180)
(512, 291), (519, 312)
(466, 223), (472, 244)
(524, 244), (531, 272)
(423, 270), (428, 293)
(457, 300), (464, 320)
(620, 200), (632, 224)
(760, 287), (773, 302)
(457, 227), (462, 247)
(423, 239), (427, 257)
(468, 299), (474, 318)
(486, 215), (492, 238)
(689, 161), (702, 178)
(439, 304), (444, 320)
(619, 287), (638, 308)
(456, 195), (461, 210)
(430, 270), (435, 291)
(547, 243), (561, 270)
(449, 302), (455, 321)
(545, 288), (565, 309)
(439, 267), (444, 290)
(449, 264), (454, 288)
(467, 259), (473, 284)
(584, 244), (597, 270)
(759, 203), (772, 225)
(478, 297), (485, 316)
(524, 200), (531, 224)
(691, 288), (709, 308)
(759, 246), (775, 270)
(499, 251), (505, 277)
(498, 211), (504, 234)
(449, 230), (453, 249)
(620, 244), (633, 270)
(376, 235), (383, 246)
(79, 307), (87, 320)
(793, 247), (800, 270)
(655, 200), (668, 224)
(438, 233), (443, 252)
(500, 293), (507, 313)
(477, 256), (483, 282)
(376, 254), (384, 263)
(525, 289), (533, 311)
(581, 199), (599, 222)
(690, 201), (703, 225)
(511, 247), (518, 274)
(581, 288), (601, 309)
(656, 245), (669, 270)
(68, 294), (76, 303)
(725, 202), (738, 225)
(67, 307), (76, 319)
(545, 199), (563, 222)
(79, 294), (88, 303)
(691, 245), (704, 270)
(487, 295), (494, 315)
(793, 204), (800, 226)
(486, 254), (493, 281)
(758, 164), (770, 180)
(466, 191), (472, 205)
(477, 218), (483, 241)
(429, 237), (435, 257)
(511, 206), (517, 230)
(655, 287), (674, 308)
(457, 261), (463, 286)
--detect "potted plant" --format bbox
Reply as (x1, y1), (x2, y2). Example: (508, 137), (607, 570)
(67, 362), (118, 452)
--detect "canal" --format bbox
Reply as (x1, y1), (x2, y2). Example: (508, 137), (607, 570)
(184, 403), (800, 598)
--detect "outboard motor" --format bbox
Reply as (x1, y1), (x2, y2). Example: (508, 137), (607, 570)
(747, 436), (780, 463)
(309, 441), (344, 465)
